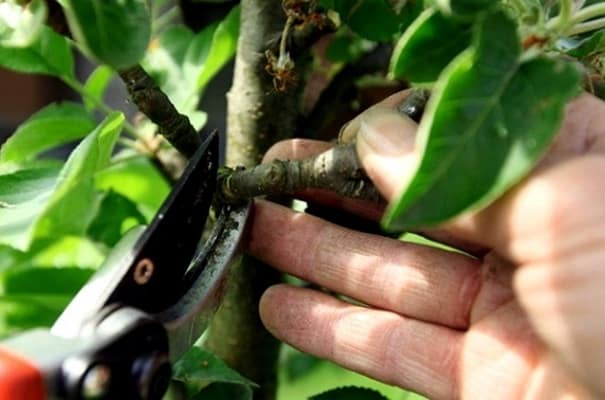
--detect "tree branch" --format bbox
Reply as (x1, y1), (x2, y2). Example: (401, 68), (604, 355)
(217, 144), (383, 204)
(118, 65), (201, 158)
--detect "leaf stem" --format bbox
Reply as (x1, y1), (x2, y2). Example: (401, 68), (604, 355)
(567, 16), (605, 36)
(571, 2), (605, 24)
(152, 6), (180, 34)
(557, 0), (574, 32)
(547, 2), (605, 33)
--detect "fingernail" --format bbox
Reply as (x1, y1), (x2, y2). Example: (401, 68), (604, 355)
(358, 107), (416, 156)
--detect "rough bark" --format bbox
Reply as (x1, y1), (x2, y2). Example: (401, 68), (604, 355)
(217, 144), (383, 204)
(119, 65), (201, 158)
(202, 1), (321, 399)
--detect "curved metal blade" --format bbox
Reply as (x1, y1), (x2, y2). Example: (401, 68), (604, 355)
(53, 132), (218, 337)
(155, 200), (251, 362)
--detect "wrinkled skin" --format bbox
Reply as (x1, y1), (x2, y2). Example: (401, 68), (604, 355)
(246, 90), (605, 399)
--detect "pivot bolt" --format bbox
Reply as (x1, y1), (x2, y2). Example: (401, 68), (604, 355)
(81, 363), (112, 399)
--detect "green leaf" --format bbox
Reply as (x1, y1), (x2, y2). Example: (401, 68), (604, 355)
(567, 29), (605, 58)
(282, 349), (322, 382)
(0, 102), (96, 166)
(325, 30), (371, 63)
(0, 0), (47, 48)
(0, 267), (94, 335)
(0, 114), (124, 250)
(331, 0), (401, 41)
(27, 236), (105, 269)
(192, 383), (252, 400)
(173, 347), (257, 397)
(383, 11), (582, 231)
(309, 386), (389, 400)
(83, 65), (114, 112)
(143, 5), (239, 127)
(33, 113), (124, 240)
(390, 8), (472, 84)
(94, 155), (170, 221)
(58, 0), (151, 69)
(144, 25), (197, 107)
(0, 167), (59, 249)
(195, 4), (240, 94)
(87, 190), (146, 246)
(0, 25), (74, 79)
(437, 0), (496, 16)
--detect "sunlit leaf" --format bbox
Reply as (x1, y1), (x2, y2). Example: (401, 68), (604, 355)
(0, 0), (47, 48)
(384, 11), (582, 230)
(94, 155), (170, 220)
(0, 114), (124, 250)
(58, 0), (151, 69)
(143, 5), (239, 128)
(0, 25), (74, 79)
(195, 4), (240, 94)
(0, 102), (95, 166)
(83, 65), (114, 112)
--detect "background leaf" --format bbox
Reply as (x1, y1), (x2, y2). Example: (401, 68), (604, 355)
(390, 8), (472, 84)
(94, 155), (170, 220)
(87, 190), (147, 246)
(437, 0), (495, 16)
(325, 30), (372, 63)
(0, 25), (74, 79)
(0, 267), (94, 336)
(83, 65), (114, 112)
(0, 102), (95, 166)
(143, 5), (239, 128)
(0, 235), (103, 336)
(567, 29), (605, 57)
(0, 114), (124, 250)
(194, 4), (240, 95)
(384, 11), (582, 230)
(58, 0), (151, 69)
(326, 0), (402, 42)
(192, 382), (252, 400)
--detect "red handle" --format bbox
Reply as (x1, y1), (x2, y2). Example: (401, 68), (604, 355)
(0, 346), (45, 400)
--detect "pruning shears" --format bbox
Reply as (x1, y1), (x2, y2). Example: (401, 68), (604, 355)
(0, 131), (251, 400)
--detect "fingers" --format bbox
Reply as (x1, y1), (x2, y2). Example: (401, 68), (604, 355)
(356, 106), (418, 201)
(339, 90), (413, 144)
(262, 138), (333, 163)
(259, 284), (462, 400)
(448, 155), (605, 264)
(248, 200), (482, 329)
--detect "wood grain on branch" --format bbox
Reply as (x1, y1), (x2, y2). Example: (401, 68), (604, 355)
(119, 65), (201, 158)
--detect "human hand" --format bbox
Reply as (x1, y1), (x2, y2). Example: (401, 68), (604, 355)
(247, 90), (605, 399)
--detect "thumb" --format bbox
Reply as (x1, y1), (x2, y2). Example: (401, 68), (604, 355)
(356, 106), (418, 202)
